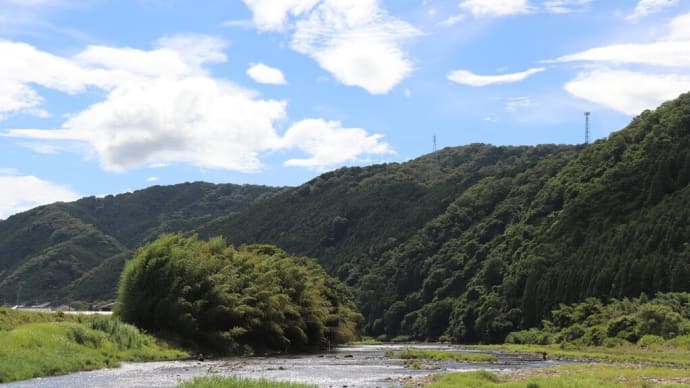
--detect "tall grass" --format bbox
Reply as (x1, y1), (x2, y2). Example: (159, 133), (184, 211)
(0, 310), (186, 383)
(0, 307), (79, 330)
(178, 376), (316, 388)
(428, 364), (690, 387)
(473, 342), (690, 368)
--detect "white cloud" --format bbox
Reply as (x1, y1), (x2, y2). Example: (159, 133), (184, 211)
(556, 12), (690, 115)
(667, 12), (690, 40)
(0, 174), (80, 219)
(19, 142), (63, 154)
(627, 0), (678, 20)
(0, 40), (93, 118)
(437, 14), (464, 27)
(146, 176), (159, 182)
(0, 0), (65, 5)
(246, 63), (287, 85)
(241, 0), (320, 31)
(542, 0), (592, 14)
(564, 70), (690, 115)
(240, 0), (420, 94)
(458, 0), (532, 17)
(2, 36), (392, 172)
(7, 77), (288, 173)
(505, 96), (536, 112)
(447, 67), (544, 86)
(220, 19), (255, 29)
(281, 119), (394, 170)
(291, 0), (421, 94)
(554, 41), (690, 67)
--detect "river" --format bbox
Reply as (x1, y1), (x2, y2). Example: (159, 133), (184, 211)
(3, 344), (562, 388)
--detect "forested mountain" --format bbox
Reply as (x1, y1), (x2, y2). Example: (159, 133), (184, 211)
(201, 92), (690, 343)
(0, 182), (282, 304)
(3, 92), (689, 344)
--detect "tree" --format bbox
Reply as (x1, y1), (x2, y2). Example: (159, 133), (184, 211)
(117, 234), (361, 354)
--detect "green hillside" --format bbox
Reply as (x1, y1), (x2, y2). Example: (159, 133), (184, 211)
(201, 93), (690, 343)
(2, 92), (689, 345)
(0, 182), (282, 304)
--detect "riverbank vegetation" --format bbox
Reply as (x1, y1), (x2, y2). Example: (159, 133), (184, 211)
(179, 376), (316, 388)
(385, 348), (496, 363)
(0, 308), (185, 383)
(117, 234), (361, 355)
(506, 293), (690, 347)
(427, 364), (690, 387)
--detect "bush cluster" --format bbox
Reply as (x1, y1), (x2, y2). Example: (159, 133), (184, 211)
(117, 234), (361, 354)
(506, 293), (690, 347)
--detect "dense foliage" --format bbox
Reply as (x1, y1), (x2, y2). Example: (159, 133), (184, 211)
(506, 292), (690, 347)
(0, 182), (281, 303)
(116, 234), (361, 354)
(203, 93), (690, 344)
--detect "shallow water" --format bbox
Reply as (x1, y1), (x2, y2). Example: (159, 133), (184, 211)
(2, 344), (562, 388)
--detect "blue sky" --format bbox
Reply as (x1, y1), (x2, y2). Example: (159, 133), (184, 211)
(1, 0), (689, 218)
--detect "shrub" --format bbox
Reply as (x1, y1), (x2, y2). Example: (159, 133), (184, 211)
(560, 323), (585, 343)
(635, 304), (684, 339)
(580, 326), (607, 346)
(117, 234), (361, 354)
(602, 337), (629, 348)
(607, 315), (640, 343)
(666, 334), (690, 349)
(505, 328), (552, 345)
(637, 334), (665, 348)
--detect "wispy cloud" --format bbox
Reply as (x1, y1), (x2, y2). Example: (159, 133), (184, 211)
(542, 0), (593, 14)
(447, 67), (545, 86)
(555, 11), (690, 115)
(505, 96), (536, 112)
(437, 14), (464, 27)
(627, 0), (678, 20)
(0, 174), (80, 219)
(219, 19), (255, 29)
(458, 0), (532, 18)
(553, 41), (690, 67)
(241, 0), (319, 31)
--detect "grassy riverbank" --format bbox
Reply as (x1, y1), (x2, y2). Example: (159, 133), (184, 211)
(471, 342), (690, 368)
(179, 376), (316, 388)
(0, 308), (186, 382)
(386, 347), (496, 363)
(427, 363), (690, 387)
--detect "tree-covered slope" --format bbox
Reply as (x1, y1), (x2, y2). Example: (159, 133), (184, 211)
(0, 182), (281, 304)
(354, 93), (690, 343)
(203, 93), (690, 344)
(200, 144), (576, 274)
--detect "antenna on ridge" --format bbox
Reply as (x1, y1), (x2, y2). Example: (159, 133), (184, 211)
(584, 112), (590, 145)
(433, 134), (437, 154)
